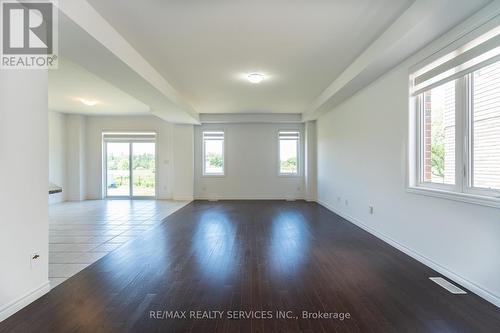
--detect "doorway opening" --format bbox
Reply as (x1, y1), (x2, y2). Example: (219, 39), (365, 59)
(103, 132), (157, 199)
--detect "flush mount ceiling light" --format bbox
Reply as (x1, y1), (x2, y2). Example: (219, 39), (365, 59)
(78, 98), (99, 106)
(247, 73), (264, 84)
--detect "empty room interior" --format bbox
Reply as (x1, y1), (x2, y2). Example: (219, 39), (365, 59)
(2, 0), (500, 332)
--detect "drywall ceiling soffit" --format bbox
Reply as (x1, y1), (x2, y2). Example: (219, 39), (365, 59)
(57, 1), (199, 124)
(302, 0), (493, 121)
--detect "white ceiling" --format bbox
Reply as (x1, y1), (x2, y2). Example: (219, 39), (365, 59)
(86, 0), (413, 114)
(49, 59), (150, 115)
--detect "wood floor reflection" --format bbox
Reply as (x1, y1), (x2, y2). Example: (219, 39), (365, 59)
(1, 200), (500, 332)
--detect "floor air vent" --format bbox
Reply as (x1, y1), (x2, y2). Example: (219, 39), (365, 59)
(429, 277), (467, 294)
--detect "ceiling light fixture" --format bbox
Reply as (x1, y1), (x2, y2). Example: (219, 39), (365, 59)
(78, 98), (99, 106)
(247, 73), (264, 84)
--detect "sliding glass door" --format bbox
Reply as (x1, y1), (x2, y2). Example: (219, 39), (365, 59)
(131, 142), (155, 197)
(106, 142), (131, 197)
(105, 138), (156, 198)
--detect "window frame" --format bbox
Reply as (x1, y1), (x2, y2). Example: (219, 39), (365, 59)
(102, 131), (158, 200)
(415, 81), (459, 192)
(465, 71), (500, 198)
(410, 69), (500, 208)
(202, 130), (225, 177)
(278, 129), (301, 177)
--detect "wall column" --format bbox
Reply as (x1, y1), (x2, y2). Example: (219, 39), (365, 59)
(305, 120), (317, 201)
(0, 70), (50, 320)
(65, 114), (87, 201)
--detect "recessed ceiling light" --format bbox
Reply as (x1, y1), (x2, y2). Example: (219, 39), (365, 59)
(247, 73), (264, 84)
(78, 98), (99, 106)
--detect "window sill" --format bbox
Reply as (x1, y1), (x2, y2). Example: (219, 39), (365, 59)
(407, 186), (500, 209)
(278, 173), (301, 178)
(202, 174), (225, 178)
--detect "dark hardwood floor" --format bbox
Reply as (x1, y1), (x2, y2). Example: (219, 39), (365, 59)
(1, 200), (499, 332)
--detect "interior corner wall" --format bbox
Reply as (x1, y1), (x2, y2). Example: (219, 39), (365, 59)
(65, 114), (87, 201)
(316, 16), (500, 306)
(305, 121), (317, 201)
(0, 70), (50, 321)
(48, 111), (67, 204)
(173, 124), (194, 201)
(193, 123), (305, 200)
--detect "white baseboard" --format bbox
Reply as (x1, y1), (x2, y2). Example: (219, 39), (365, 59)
(172, 196), (194, 202)
(0, 281), (50, 322)
(194, 196), (306, 201)
(316, 199), (500, 309)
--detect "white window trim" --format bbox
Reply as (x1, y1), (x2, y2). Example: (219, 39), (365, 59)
(102, 131), (158, 199)
(464, 73), (500, 199)
(202, 130), (225, 177)
(406, 187), (500, 209)
(278, 129), (301, 177)
(409, 69), (500, 209)
(414, 80), (460, 193)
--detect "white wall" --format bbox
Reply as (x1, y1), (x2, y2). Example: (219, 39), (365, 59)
(0, 70), (50, 321)
(48, 111), (66, 204)
(65, 115), (86, 201)
(173, 125), (194, 200)
(194, 123), (305, 200)
(304, 121), (317, 201)
(85, 115), (193, 200)
(316, 15), (500, 306)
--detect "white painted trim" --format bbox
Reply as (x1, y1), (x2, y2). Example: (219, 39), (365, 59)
(407, 186), (500, 209)
(103, 133), (158, 199)
(172, 197), (194, 202)
(195, 196), (306, 201)
(202, 130), (226, 177)
(409, 40), (500, 208)
(277, 129), (302, 177)
(316, 199), (500, 309)
(0, 281), (50, 322)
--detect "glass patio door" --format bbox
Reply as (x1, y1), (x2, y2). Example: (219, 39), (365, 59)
(105, 136), (156, 198)
(106, 142), (131, 197)
(131, 142), (156, 197)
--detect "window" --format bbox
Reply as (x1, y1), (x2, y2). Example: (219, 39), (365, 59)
(420, 80), (456, 185)
(103, 132), (156, 198)
(471, 61), (500, 191)
(279, 130), (299, 175)
(203, 131), (224, 175)
(410, 25), (500, 205)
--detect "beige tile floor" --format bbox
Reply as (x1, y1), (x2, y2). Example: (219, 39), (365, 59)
(49, 199), (189, 288)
